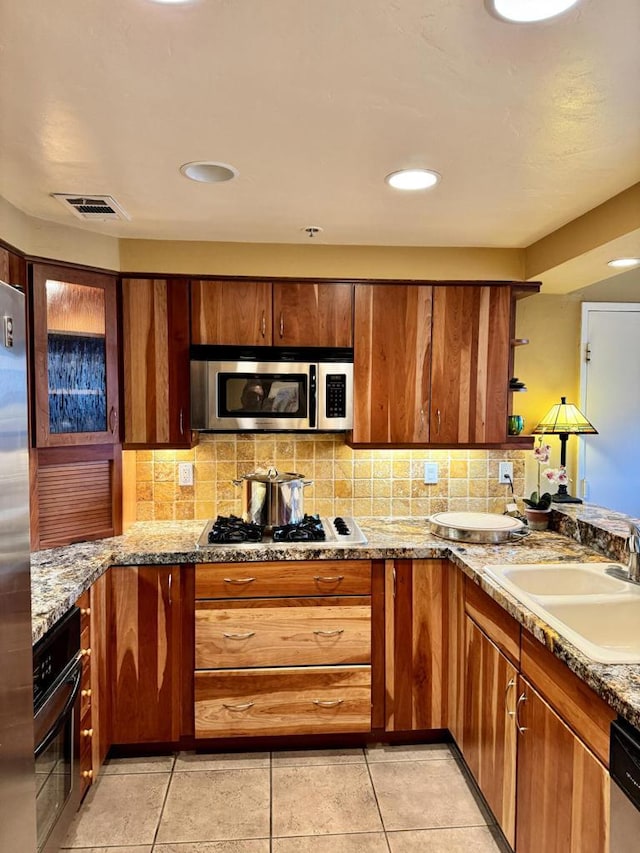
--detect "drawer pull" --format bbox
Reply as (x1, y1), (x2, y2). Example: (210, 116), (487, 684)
(81, 728), (93, 738)
(82, 770), (93, 779)
(81, 688), (92, 698)
(223, 631), (256, 640)
(313, 699), (344, 708)
(313, 575), (344, 583)
(80, 648), (91, 657)
(80, 607), (91, 616)
(313, 629), (344, 637)
(222, 701), (255, 712)
(223, 577), (257, 585)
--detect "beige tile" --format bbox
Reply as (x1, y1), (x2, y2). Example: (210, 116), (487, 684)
(174, 751), (270, 771)
(387, 826), (501, 852)
(369, 760), (487, 831)
(155, 769), (270, 843)
(271, 747), (365, 766)
(61, 848), (151, 853)
(365, 743), (452, 763)
(62, 773), (170, 847)
(100, 755), (175, 774)
(273, 833), (389, 852)
(154, 842), (270, 853)
(272, 764), (383, 837)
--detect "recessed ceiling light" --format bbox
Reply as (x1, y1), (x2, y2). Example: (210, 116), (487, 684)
(385, 169), (441, 191)
(486, 0), (580, 23)
(179, 161), (238, 183)
(608, 258), (640, 269)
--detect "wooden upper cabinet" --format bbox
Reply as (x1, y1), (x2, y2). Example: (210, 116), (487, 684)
(121, 278), (192, 447)
(31, 263), (119, 447)
(430, 285), (511, 444)
(191, 280), (272, 346)
(352, 284), (432, 444)
(190, 280), (353, 347)
(273, 283), (353, 347)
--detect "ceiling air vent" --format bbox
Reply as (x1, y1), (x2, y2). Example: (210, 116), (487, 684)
(51, 194), (130, 221)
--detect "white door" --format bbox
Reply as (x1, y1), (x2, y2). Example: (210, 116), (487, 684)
(580, 303), (640, 516)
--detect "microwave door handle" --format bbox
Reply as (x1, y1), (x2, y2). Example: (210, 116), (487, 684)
(309, 364), (317, 429)
(34, 658), (83, 759)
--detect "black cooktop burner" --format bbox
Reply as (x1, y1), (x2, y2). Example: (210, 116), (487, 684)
(207, 515), (265, 543)
(272, 514), (327, 542)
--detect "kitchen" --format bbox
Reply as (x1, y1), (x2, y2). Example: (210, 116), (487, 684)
(1, 1), (640, 852)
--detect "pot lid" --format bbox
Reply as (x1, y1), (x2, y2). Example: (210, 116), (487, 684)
(429, 511), (524, 532)
(237, 466), (306, 483)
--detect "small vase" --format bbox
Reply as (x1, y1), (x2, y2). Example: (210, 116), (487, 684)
(525, 507), (551, 531)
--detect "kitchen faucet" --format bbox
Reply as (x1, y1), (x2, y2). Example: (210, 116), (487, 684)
(628, 521), (640, 583)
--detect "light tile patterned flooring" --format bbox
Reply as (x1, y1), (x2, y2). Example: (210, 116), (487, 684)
(62, 744), (504, 853)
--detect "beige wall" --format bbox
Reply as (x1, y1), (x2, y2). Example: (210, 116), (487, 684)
(132, 435), (526, 522)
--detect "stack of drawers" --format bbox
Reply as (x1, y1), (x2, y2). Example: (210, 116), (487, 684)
(76, 591), (94, 796)
(194, 561), (372, 738)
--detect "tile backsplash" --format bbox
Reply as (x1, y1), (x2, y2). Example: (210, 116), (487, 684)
(133, 435), (526, 522)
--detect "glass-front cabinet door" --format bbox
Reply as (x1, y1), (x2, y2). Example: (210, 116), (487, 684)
(32, 264), (119, 446)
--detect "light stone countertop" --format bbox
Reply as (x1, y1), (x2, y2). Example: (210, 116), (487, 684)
(30, 506), (640, 729)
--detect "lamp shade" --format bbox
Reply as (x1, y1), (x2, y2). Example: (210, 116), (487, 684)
(532, 396), (598, 435)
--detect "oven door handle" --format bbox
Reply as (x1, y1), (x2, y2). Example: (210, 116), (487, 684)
(34, 657), (83, 759)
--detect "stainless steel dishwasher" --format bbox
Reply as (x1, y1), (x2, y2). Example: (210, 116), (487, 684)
(610, 718), (640, 853)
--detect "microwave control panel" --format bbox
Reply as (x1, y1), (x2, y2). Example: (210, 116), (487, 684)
(325, 374), (347, 418)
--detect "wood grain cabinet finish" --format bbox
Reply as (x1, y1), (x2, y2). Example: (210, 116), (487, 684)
(430, 285), (511, 445)
(384, 559), (449, 731)
(195, 560), (371, 598)
(515, 677), (610, 853)
(463, 615), (517, 848)
(195, 666), (371, 738)
(110, 566), (182, 744)
(191, 280), (353, 347)
(121, 278), (192, 447)
(31, 263), (119, 447)
(352, 284), (433, 445)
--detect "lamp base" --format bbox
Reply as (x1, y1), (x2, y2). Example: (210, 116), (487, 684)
(552, 492), (583, 504)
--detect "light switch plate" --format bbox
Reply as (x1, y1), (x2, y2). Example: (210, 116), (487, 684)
(178, 462), (194, 487)
(424, 461), (439, 484)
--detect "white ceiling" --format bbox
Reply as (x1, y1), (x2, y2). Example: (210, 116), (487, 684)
(1, 0), (639, 248)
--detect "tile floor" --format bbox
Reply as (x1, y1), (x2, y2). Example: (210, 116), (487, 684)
(62, 743), (505, 853)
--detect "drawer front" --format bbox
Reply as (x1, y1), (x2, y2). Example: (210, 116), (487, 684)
(195, 561), (371, 599)
(195, 666), (371, 737)
(196, 602), (371, 668)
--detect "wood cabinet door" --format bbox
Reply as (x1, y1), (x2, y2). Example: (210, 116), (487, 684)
(384, 559), (448, 731)
(110, 566), (182, 744)
(191, 280), (272, 345)
(516, 677), (609, 853)
(273, 282), (353, 347)
(463, 616), (517, 848)
(31, 263), (119, 446)
(122, 278), (191, 446)
(430, 285), (511, 444)
(447, 561), (466, 746)
(352, 284), (432, 444)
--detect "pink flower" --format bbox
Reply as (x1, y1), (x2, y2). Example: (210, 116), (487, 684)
(542, 468), (557, 482)
(534, 443), (551, 464)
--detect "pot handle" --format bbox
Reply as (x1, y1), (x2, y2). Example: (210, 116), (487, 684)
(303, 480), (313, 487)
(510, 528), (531, 540)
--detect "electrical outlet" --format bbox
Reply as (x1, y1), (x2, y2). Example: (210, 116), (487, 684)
(498, 461), (513, 484)
(178, 462), (194, 487)
(423, 461), (439, 484)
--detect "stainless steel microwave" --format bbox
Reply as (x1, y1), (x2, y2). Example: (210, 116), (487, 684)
(190, 346), (353, 432)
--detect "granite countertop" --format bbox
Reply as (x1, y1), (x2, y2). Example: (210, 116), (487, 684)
(30, 505), (640, 729)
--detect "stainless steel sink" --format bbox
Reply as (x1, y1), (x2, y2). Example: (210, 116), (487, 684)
(482, 561), (640, 663)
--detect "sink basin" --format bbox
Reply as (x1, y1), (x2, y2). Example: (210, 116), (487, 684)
(482, 561), (640, 663)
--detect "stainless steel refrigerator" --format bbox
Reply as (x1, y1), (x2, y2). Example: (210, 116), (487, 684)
(0, 279), (38, 851)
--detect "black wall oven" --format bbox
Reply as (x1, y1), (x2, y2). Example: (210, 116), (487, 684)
(33, 607), (83, 853)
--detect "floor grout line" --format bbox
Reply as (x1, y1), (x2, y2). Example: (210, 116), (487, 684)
(149, 755), (176, 850)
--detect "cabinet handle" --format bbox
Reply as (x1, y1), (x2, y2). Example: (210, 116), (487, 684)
(436, 408), (441, 435)
(179, 408), (184, 435)
(505, 678), (516, 717)
(223, 631), (256, 640)
(81, 728), (93, 738)
(313, 575), (344, 583)
(279, 311), (284, 338)
(515, 691), (528, 734)
(419, 408), (425, 435)
(223, 577), (256, 585)
(313, 629), (344, 637)
(82, 770), (93, 779)
(168, 571), (172, 606)
(223, 701), (254, 711)
(392, 566), (397, 598)
(80, 607), (91, 616)
(80, 648), (91, 657)
(81, 689), (92, 698)
(313, 699), (344, 708)
(109, 406), (118, 434)
(260, 310), (266, 338)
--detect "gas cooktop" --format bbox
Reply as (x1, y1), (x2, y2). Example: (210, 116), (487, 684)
(196, 514), (367, 547)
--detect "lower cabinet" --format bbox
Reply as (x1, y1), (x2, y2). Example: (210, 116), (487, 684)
(110, 565), (183, 744)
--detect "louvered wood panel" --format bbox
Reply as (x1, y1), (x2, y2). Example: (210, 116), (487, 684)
(38, 461), (112, 548)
